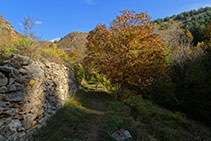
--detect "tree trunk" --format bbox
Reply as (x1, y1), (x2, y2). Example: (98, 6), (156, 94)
(117, 81), (127, 99)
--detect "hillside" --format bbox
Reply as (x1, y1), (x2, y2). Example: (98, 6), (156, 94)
(154, 6), (211, 44)
(58, 31), (88, 50)
(0, 16), (72, 64)
(57, 31), (88, 61)
(0, 16), (23, 46)
(0, 16), (56, 49)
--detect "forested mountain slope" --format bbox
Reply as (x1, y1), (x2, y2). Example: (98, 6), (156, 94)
(154, 6), (211, 44)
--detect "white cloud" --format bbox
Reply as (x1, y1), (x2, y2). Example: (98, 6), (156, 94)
(50, 37), (61, 42)
(85, 0), (95, 5)
(34, 21), (42, 25)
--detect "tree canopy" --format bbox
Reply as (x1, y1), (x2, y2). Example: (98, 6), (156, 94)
(84, 10), (166, 89)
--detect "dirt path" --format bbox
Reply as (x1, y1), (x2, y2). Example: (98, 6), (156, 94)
(33, 83), (127, 141)
(87, 92), (107, 141)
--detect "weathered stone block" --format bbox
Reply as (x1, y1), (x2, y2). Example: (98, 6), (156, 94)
(0, 86), (7, 93)
(9, 54), (33, 68)
(8, 120), (22, 132)
(8, 92), (24, 102)
(0, 66), (14, 73)
(7, 83), (24, 92)
(0, 72), (8, 86)
(9, 77), (16, 85)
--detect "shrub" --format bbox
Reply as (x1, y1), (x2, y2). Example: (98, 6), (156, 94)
(12, 38), (39, 59)
(0, 46), (17, 60)
(72, 63), (85, 85)
(144, 45), (211, 125)
(10, 38), (71, 64)
(13, 38), (33, 48)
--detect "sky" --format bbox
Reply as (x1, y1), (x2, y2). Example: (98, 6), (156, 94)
(0, 0), (210, 41)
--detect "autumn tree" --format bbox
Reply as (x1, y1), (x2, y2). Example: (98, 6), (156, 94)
(84, 10), (166, 95)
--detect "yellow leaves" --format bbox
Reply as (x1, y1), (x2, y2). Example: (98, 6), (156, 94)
(84, 10), (165, 87)
(185, 30), (194, 41)
(180, 29), (194, 42)
(70, 50), (81, 60)
(169, 18), (174, 22)
(128, 50), (139, 58)
(29, 80), (35, 85)
(197, 42), (205, 47)
(51, 43), (58, 50)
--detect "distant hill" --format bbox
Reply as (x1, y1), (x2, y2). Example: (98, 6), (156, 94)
(58, 31), (88, 52)
(154, 6), (211, 44)
(0, 16), (23, 46)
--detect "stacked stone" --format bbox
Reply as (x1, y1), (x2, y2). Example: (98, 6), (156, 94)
(0, 54), (78, 140)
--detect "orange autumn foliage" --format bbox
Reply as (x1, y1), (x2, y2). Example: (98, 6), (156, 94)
(85, 10), (166, 88)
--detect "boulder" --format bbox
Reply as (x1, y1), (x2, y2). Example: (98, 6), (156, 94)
(112, 129), (133, 141)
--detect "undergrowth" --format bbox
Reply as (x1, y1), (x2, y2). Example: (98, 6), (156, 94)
(33, 80), (211, 141)
(0, 38), (74, 65)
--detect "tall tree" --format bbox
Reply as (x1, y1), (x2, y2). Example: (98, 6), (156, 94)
(85, 10), (166, 95)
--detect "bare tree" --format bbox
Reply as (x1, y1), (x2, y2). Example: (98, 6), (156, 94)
(21, 16), (41, 41)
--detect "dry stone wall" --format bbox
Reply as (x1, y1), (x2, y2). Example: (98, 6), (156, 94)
(0, 54), (78, 140)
